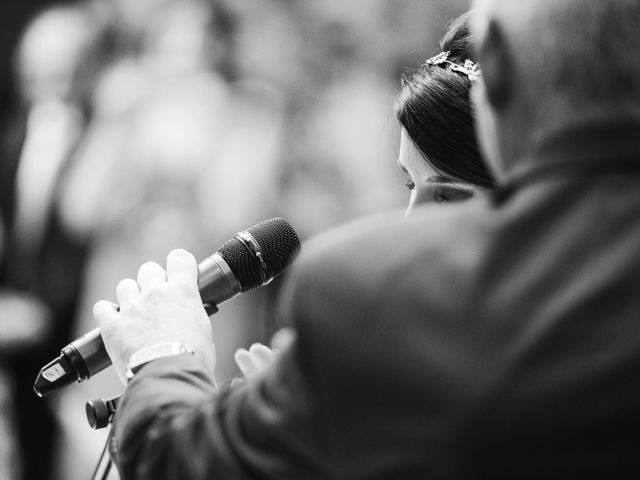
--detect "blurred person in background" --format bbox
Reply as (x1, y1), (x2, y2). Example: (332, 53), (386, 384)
(0, 2), (49, 478)
(0, 2), (112, 479)
(0, 0), (52, 227)
(0, 209), (22, 480)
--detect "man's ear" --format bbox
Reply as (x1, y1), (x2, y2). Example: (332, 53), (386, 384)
(478, 19), (513, 111)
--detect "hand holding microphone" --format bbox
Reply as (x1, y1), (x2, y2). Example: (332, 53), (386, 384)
(33, 218), (301, 396)
(95, 249), (217, 384)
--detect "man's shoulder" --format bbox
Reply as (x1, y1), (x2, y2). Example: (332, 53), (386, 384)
(302, 202), (487, 268)
(275, 201), (492, 378)
(283, 201), (490, 306)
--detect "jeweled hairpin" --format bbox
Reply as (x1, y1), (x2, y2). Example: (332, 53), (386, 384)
(425, 51), (481, 81)
(426, 51), (450, 67)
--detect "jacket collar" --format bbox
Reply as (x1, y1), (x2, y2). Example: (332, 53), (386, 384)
(493, 119), (640, 204)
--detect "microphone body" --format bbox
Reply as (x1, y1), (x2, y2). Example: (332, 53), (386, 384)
(34, 218), (300, 397)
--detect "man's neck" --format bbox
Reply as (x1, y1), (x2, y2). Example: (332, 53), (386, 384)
(498, 108), (640, 175)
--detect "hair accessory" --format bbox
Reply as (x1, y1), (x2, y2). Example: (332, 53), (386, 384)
(426, 51), (451, 66)
(425, 51), (481, 81)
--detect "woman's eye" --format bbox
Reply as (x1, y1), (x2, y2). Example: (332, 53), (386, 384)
(433, 187), (474, 204)
(405, 180), (415, 191)
(434, 192), (448, 204)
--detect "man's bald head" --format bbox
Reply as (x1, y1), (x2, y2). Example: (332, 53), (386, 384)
(471, 0), (640, 166)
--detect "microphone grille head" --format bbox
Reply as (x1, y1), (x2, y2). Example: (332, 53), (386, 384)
(218, 218), (301, 291)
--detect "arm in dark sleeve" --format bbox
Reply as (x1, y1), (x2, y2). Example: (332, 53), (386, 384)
(112, 328), (327, 480)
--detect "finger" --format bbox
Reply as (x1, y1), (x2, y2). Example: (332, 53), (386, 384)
(234, 348), (260, 377)
(248, 343), (274, 367)
(116, 278), (140, 307)
(270, 327), (296, 352)
(230, 377), (245, 387)
(137, 261), (167, 291)
(166, 249), (198, 287)
(93, 300), (119, 324)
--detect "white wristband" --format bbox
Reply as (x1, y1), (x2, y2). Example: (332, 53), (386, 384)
(125, 342), (194, 381)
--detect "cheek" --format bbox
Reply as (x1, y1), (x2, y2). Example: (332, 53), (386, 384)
(411, 184), (436, 207)
(404, 189), (419, 218)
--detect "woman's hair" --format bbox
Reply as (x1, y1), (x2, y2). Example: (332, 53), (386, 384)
(394, 12), (495, 189)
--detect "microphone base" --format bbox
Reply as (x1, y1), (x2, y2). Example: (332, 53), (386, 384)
(203, 302), (218, 316)
(33, 353), (78, 398)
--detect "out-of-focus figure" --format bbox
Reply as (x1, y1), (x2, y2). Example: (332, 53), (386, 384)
(0, 3), (112, 479)
(0, 0), (50, 476)
(0, 210), (21, 480)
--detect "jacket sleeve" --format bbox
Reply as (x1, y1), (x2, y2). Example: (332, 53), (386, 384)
(111, 328), (327, 480)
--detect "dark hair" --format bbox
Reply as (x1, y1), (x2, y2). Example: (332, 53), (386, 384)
(394, 12), (495, 189)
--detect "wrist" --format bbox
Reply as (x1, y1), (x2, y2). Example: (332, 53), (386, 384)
(125, 341), (194, 381)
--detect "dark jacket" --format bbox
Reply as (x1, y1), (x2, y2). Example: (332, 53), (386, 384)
(113, 121), (640, 479)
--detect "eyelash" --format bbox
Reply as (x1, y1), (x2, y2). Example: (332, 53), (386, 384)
(404, 181), (449, 203)
(434, 192), (448, 204)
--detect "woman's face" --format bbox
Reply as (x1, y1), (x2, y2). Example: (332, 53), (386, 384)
(397, 128), (485, 217)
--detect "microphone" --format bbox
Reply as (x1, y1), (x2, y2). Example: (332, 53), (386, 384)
(33, 218), (301, 398)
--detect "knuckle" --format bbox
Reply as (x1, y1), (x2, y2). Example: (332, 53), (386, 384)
(139, 261), (160, 274)
(143, 284), (167, 302)
(169, 248), (192, 261)
(117, 277), (136, 289)
(173, 280), (197, 297)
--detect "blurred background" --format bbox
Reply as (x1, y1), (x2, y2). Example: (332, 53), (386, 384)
(0, 0), (467, 478)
